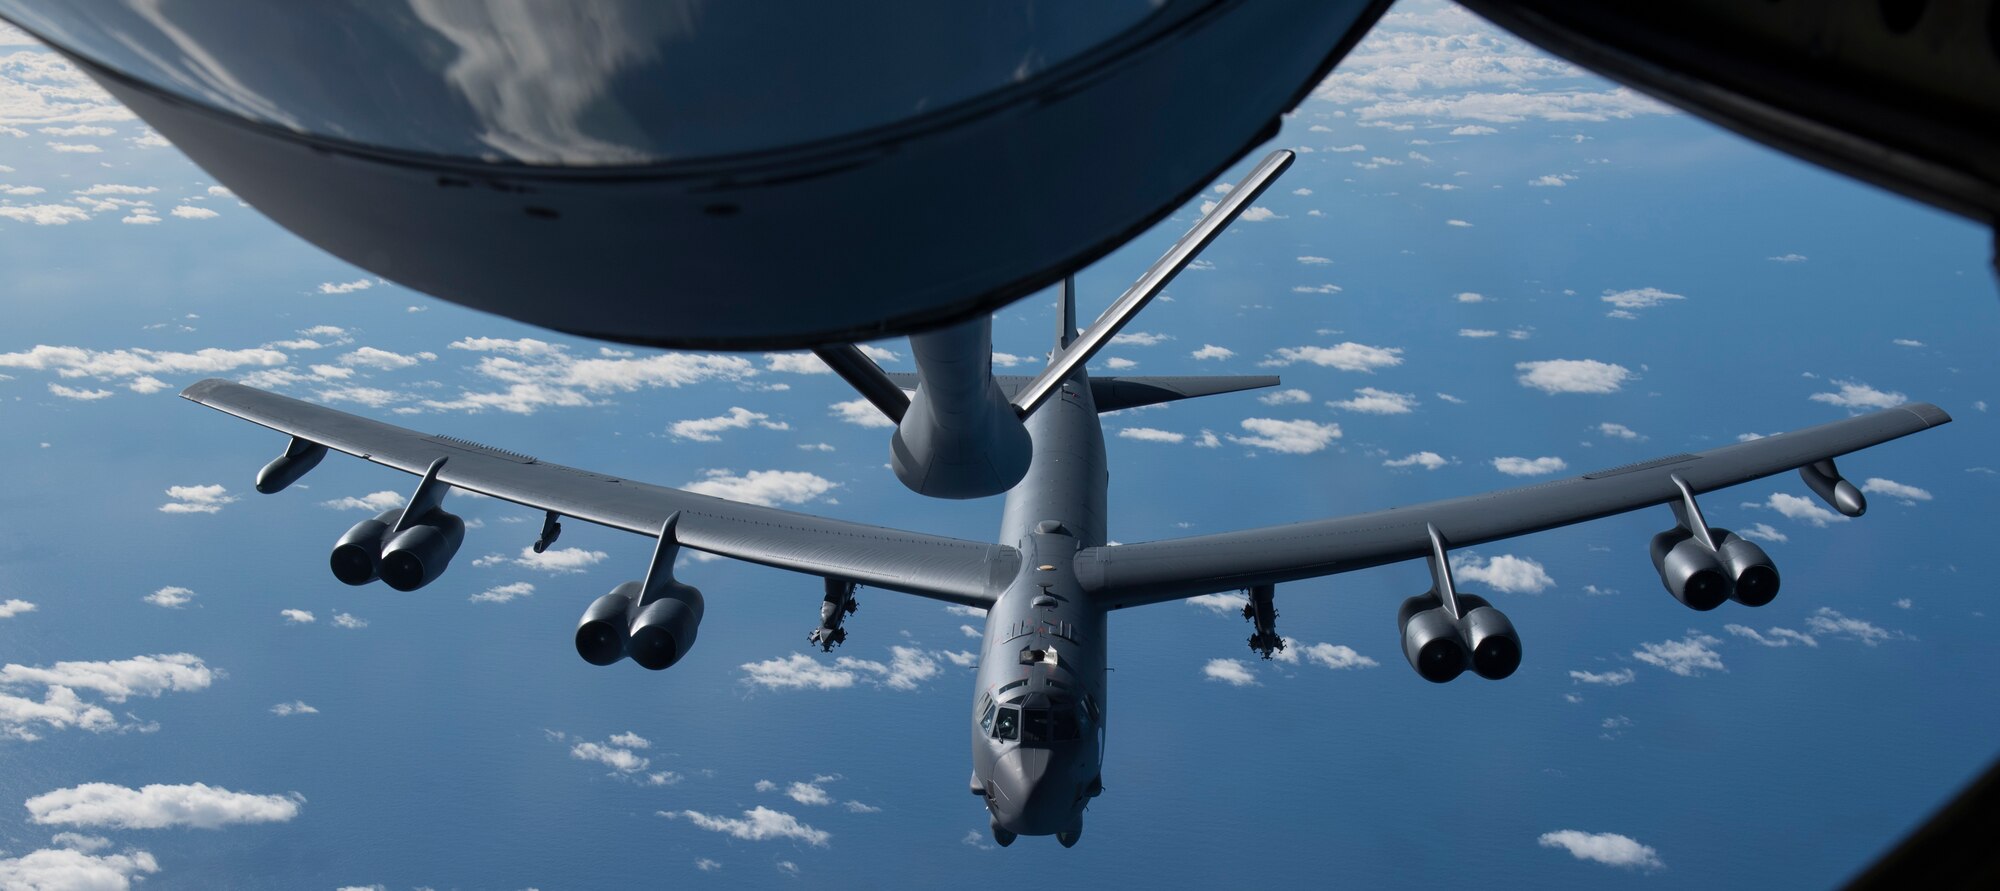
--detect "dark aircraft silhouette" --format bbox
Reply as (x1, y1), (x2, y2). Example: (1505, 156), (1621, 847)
(182, 283), (1950, 846)
(5, 0), (1990, 353)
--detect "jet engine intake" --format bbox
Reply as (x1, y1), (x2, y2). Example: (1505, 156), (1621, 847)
(329, 509), (400, 586)
(1712, 529), (1780, 607)
(379, 509), (466, 592)
(1455, 594), (1522, 681)
(1398, 593), (1468, 684)
(629, 580), (705, 670)
(575, 582), (640, 666)
(1650, 529), (1731, 611)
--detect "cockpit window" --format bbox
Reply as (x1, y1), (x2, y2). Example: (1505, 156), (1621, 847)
(994, 707), (1019, 741)
(1021, 708), (1052, 744)
(980, 702), (997, 733)
(1053, 707), (1080, 741)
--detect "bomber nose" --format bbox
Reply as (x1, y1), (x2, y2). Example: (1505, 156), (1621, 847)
(988, 747), (1076, 835)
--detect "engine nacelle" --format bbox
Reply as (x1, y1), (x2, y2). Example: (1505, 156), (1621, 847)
(1800, 460), (1867, 517)
(1398, 593), (1468, 684)
(575, 583), (640, 666)
(255, 439), (326, 494)
(629, 581), (705, 670)
(379, 509), (466, 592)
(1650, 529), (1730, 611)
(1712, 529), (1780, 607)
(1455, 594), (1521, 681)
(329, 509), (400, 586)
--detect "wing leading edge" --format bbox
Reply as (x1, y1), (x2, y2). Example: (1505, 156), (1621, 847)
(1075, 403), (1950, 609)
(181, 379), (1014, 607)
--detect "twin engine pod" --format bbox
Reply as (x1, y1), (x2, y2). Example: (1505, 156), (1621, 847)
(1650, 527), (1779, 611)
(1397, 591), (1521, 684)
(325, 457), (465, 592)
(573, 512), (705, 671)
(575, 579), (707, 670)
(329, 508), (467, 591)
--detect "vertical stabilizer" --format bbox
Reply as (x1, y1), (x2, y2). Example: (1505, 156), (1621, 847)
(1058, 276), (1079, 350)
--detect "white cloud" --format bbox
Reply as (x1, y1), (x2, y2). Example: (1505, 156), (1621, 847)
(1446, 219), (1473, 227)
(571, 741), (648, 773)
(1330, 387), (1417, 414)
(1102, 357), (1137, 370)
(337, 346), (429, 370)
(491, 545), (609, 573)
(1600, 287), (1684, 316)
(1568, 669), (1635, 686)
(608, 731), (650, 749)
(425, 340), (754, 414)
(1110, 331), (1173, 346)
(1632, 632), (1724, 676)
(317, 279), (374, 294)
(143, 586), (195, 609)
(1203, 659), (1258, 686)
(1459, 329), (1498, 338)
(1259, 388), (1312, 405)
(1861, 478), (1931, 504)
(1, 599), (36, 619)
(1724, 624), (1817, 648)
(1455, 292), (1485, 303)
(786, 781), (832, 806)
(270, 701), (318, 716)
(1528, 174), (1571, 187)
(1515, 359), (1630, 394)
(1187, 593), (1248, 615)
(0, 344), (287, 382)
(1384, 451), (1447, 470)
(1597, 422), (1641, 440)
(857, 344), (901, 363)
(1766, 253), (1807, 263)
(670, 406), (784, 441)
(1301, 643), (1378, 670)
(47, 383), (113, 401)
(319, 490), (405, 512)
(1891, 338), (1924, 348)
(72, 183), (154, 195)
(280, 609), (315, 624)
(1291, 284), (1343, 295)
(1451, 554), (1554, 593)
(739, 647), (951, 692)
(159, 484), (237, 514)
(0, 203), (90, 225)
(1229, 418), (1342, 454)
(1118, 427), (1185, 444)
(1739, 523), (1788, 544)
(662, 807), (830, 847)
(1296, 256), (1333, 266)
(1804, 607), (1903, 646)
(1493, 456), (1566, 477)
(0, 844), (161, 889)
(830, 398), (896, 428)
(332, 613), (367, 629)
(1539, 830), (1663, 870)
(1749, 492), (1849, 527)
(1267, 342), (1403, 373)
(1808, 380), (1905, 410)
(26, 783), (302, 829)
(169, 205), (219, 220)
(684, 469), (835, 507)
(1452, 125), (1498, 135)
(0, 652), (216, 704)
(1191, 344), (1236, 361)
(763, 352), (831, 374)
(470, 582), (535, 604)
(47, 142), (102, 153)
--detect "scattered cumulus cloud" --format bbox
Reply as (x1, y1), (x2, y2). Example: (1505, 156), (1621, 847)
(159, 484), (236, 514)
(1539, 830), (1663, 870)
(1118, 427), (1185, 444)
(1384, 451), (1447, 470)
(1330, 387), (1418, 414)
(1632, 631), (1724, 677)
(1191, 344), (1236, 361)
(0, 599), (36, 619)
(1229, 418), (1342, 454)
(1493, 456), (1566, 477)
(1451, 554), (1554, 593)
(143, 587), (195, 609)
(1266, 342), (1403, 373)
(269, 701), (317, 716)
(684, 469), (835, 507)
(1861, 478), (1931, 505)
(319, 490), (404, 512)
(1568, 669), (1634, 686)
(1515, 359), (1630, 394)
(830, 398), (896, 428)
(1203, 659), (1258, 686)
(670, 406), (787, 441)
(280, 609), (315, 624)
(470, 582), (535, 604)
(1809, 380), (1905, 410)
(26, 782), (301, 829)
(662, 807), (830, 847)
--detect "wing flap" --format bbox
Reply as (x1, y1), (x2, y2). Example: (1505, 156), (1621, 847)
(181, 379), (1011, 606)
(1076, 404), (1950, 608)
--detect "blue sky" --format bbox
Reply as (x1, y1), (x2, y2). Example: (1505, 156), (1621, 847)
(4, 3), (1999, 888)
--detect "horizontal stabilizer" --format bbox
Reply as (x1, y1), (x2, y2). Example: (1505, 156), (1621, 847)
(884, 373), (1277, 413)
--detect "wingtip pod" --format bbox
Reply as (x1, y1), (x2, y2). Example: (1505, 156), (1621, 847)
(1800, 459), (1867, 518)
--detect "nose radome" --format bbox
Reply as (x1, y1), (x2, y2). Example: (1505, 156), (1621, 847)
(990, 747), (1072, 835)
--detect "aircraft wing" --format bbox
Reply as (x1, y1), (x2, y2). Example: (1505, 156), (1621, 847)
(181, 379), (1014, 607)
(1074, 403), (1950, 608)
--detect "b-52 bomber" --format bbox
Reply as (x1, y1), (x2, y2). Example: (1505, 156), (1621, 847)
(183, 151), (1951, 847)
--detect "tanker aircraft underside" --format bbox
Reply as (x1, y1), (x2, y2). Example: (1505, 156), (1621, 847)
(183, 151), (1951, 846)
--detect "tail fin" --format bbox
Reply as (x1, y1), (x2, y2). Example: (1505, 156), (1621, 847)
(1057, 276), (1078, 351)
